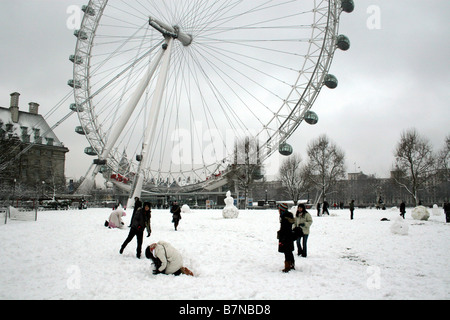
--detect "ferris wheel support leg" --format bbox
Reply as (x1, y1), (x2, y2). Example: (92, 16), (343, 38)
(75, 163), (96, 195)
(128, 38), (174, 205)
(99, 47), (166, 162)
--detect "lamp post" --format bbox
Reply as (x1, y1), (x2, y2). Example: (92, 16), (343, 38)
(41, 181), (45, 200)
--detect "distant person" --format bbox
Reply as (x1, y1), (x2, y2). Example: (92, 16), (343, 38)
(444, 201), (450, 223)
(170, 201), (182, 231)
(322, 200), (329, 215)
(317, 202), (321, 216)
(349, 200), (355, 220)
(145, 241), (194, 276)
(400, 201), (406, 219)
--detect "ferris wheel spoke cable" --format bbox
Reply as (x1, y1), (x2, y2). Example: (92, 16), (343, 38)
(184, 48), (249, 136)
(186, 44), (260, 130)
(71, 0), (352, 196)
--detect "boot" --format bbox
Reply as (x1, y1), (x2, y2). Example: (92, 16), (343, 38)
(181, 267), (194, 276)
(282, 261), (291, 273)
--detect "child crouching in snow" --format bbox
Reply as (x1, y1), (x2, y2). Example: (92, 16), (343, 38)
(105, 205), (126, 229)
(145, 241), (194, 276)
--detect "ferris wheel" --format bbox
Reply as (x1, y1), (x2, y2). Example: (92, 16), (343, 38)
(70, 0), (354, 199)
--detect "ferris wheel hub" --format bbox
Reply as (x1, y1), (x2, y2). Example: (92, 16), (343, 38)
(149, 17), (193, 46)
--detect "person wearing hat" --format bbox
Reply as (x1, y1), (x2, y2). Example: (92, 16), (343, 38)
(277, 203), (295, 272)
(120, 202), (152, 258)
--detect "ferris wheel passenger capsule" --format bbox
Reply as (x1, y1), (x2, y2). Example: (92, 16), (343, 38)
(69, 55), (84, 65)
(70, 103), (84, 112)
(341, 0), (355, 13)
(82, 5), (96, 16)
(68, 79), (82, 89)
(304, 111), (319, 125)
(74, 30), (88, 40)
(75, 126), (88, 135)
(324, 74), (338, 89)
(84, 147), (97, 156)
(93, 159), (107, 165)
(336, 35), (351, 51)
(279, 143), (293, 156)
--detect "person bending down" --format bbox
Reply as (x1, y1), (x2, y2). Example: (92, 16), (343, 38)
(145, 241), (194, 276)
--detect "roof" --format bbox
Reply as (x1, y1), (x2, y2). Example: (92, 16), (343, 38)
(0, 106), (65, 147)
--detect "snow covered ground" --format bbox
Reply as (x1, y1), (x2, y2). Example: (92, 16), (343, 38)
(0, 206), (448, 300)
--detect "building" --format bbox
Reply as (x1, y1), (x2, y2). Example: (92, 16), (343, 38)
(0, 92), (69, 198)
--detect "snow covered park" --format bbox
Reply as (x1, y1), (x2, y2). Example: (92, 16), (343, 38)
(0, 206), (448, 300)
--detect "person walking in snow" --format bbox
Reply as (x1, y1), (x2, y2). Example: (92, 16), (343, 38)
(316, 202), (321, 216)
(277, 203), (295, 273)
(120, 202), (151, 258)
(400, 201), (406, 219)
(349, 200), (355, 220)
(294, 203), (313, 257)
(145, 241), (194, 276)
(443, 201), (450, 223)
(170, 201), (182, 231)
(322, 200), (330, 215)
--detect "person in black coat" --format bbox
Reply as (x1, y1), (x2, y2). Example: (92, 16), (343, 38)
(120, 202), (151, 258)
(170, 201), (182, 231)
(444, 201), (450, 223)
(128, 196), (142, 227)
(400, 201), (406, 219)
(277, 203), (295, 273)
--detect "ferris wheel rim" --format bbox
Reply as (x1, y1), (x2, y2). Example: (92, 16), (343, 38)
(71, 0), (345, 189)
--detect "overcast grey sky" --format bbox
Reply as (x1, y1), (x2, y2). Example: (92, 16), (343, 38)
(0, 0), (449, 181)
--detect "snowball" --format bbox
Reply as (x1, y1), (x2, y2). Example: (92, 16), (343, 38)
(411, 206), (430, 221)
(391, 217), (409, 235)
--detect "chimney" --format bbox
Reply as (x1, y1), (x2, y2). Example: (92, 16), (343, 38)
(9, 92), (20, 123)
(29, 102), (40, 115)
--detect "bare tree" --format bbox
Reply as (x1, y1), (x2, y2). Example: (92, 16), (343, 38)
(392, 129), (435, 206)
(306, 134), (346, 203)
(436, 135), (450, 182)
(278, 153), (309, 204)
(227, 136), (263, 208)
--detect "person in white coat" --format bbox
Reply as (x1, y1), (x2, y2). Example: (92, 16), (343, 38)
(106, 205), (126, 229)
(145, 241), (193, 276)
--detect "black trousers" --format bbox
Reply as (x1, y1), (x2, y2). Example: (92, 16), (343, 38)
(296, 234), (309, 257)
(121, 228), (144, 257)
